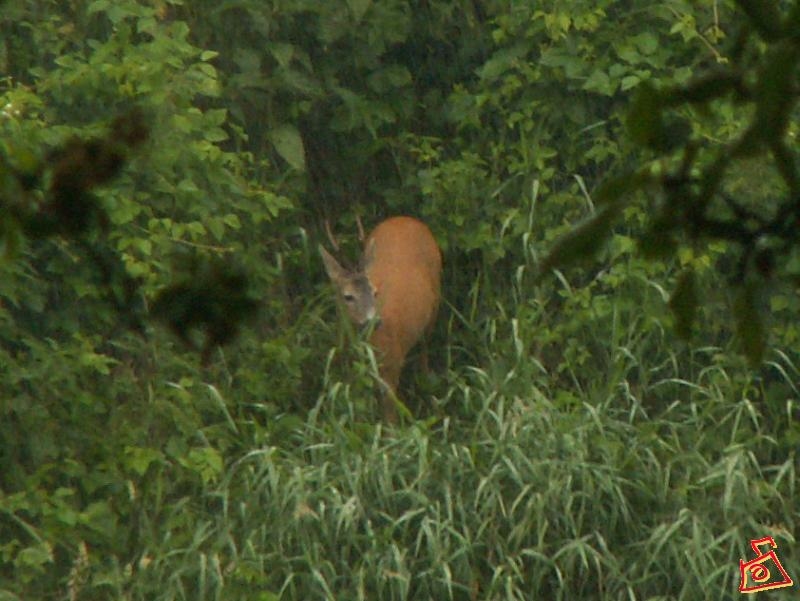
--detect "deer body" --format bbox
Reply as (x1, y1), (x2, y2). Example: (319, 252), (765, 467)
(320, 216), (442, 423)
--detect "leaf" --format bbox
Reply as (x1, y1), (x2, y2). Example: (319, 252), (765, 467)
(621, 75), (642, 91)
(78, 349), (117, 374)
(478, 44), (528, 80)
(626, 82), (664, 148)
(179, 447), (224, 485)
(734, 0), (784, 41)
(79, 500), (116, 536)
(347, 0), (371, 22)
(203, 127), (229, 142)
(208, 217), (225, 240)
(367, 65), (412, 93)
(223, 214), (241, 229)
(770, 294), (789, 311)
(0, 216), (22, 260)
(632, 32), (659, 55)
(733, 282), (766, 365)
(539, 204), (623, 272)
(638, 218), (676, 259)
(594, 169), (653, 205)
(177, 178), (200, 193)
(671, 69), (739, 104)
(269, 43), (294, 68)
(583, 69), (614, 96)
(668, 269), (697, 340)
(87, 0), (110, 15)
(318, 8), (350, 44)
(14, 542), (53, 572)
(616, 44), (641, 65)
(280, 68), (324, 97)
(254, 190), (294, 218)
(627, 82), (690, 152)
(269, 124), (306, 171)
(124, 446), (165, 476)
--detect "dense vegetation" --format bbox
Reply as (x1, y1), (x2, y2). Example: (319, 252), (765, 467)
(1, 1), (799, 599)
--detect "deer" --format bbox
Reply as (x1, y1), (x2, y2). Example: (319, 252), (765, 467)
(319, 216), (442, 423)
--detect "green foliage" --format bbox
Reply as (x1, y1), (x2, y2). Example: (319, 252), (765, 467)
(1, 1), (799, 600)
(151, 257), (259, 361)
(542, 0), (800, 361)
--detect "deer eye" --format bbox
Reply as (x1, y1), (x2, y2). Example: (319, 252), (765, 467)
(343, 293), (355, 302)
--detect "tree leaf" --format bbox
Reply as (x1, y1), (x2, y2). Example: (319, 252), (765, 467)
(627, 82), (690, 152)
(632, 32), (659, 55)
(583, 69), (614, 95)
(124, 446), (165, 476)
(269, 124), (306, 171)
(539, 204), (623, 272)
(734, 0), (784, 42)
(670, 69), (739, 104)
(347, 0), (371, 22)
(269, 43), (294, 68)
(594, 169), (653, 205)
(627, 82), (665, 149)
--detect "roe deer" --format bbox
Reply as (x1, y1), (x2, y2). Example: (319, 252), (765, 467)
(319, 216), (442, 423)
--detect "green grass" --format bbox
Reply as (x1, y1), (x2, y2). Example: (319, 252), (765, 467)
(47, 352), (794, 601)
(3, 239), (799, 601)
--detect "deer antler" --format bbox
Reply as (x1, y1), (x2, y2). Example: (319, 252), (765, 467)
(324, 218), (340, 252)
(356, 214), (365, 242)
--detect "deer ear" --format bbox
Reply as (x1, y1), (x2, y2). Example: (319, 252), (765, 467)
(319, 245), (347, 282)
(361, 238), (377, 270)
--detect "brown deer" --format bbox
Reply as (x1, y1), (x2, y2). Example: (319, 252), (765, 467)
(319, 216), (442, 423)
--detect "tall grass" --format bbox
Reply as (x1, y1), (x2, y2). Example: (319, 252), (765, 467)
(106, 346), (797, 600)
(4, 219), (798, 601)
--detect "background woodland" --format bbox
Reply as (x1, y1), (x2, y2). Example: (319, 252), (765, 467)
(2, 1), (800, 599)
